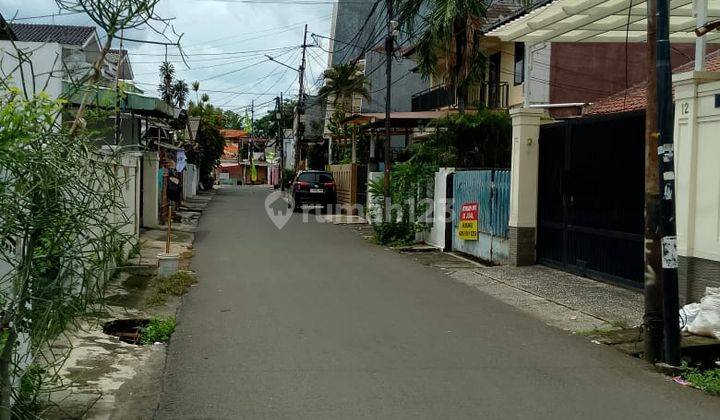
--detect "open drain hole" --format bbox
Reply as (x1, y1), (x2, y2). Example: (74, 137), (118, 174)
(103, 319), (149, 344)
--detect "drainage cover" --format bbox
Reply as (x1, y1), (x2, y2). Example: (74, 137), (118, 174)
(103, 319), (149, 344)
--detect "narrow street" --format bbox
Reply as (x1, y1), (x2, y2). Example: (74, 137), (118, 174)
(157, 186), (720, 419)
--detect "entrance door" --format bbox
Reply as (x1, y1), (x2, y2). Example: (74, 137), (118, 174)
(537, 112), (645, 287)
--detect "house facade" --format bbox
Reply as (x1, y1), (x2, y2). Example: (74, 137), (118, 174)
(484, 0), (720, 303)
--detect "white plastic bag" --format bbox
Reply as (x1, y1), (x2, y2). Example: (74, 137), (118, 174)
(687, 287), (720, 339)
(679, 302), (701, 332)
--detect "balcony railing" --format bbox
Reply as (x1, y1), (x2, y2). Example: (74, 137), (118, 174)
(411, 81), (509, 112)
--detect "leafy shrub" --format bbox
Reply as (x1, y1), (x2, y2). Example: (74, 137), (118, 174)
(368, 161), (435, 245)
(412, 110), (512, 168)
(683, 365), (720, 395)
(140, 317), (176, 345)
(372, 222), (416, 246)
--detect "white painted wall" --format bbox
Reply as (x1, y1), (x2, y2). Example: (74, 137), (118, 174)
(142, 152), (160, 228)
(509, 108), (544, 229)
(366, 171), (384, 224)
(184, 164), (198, 199)
(673, 71), (720, 261)
(0, 41), (63, 98)
(427, 168), (455, 249)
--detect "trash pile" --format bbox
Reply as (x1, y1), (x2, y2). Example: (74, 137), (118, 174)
(680, 287), (720, 340)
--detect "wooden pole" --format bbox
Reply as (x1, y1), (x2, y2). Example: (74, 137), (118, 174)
(166, 205), (172, 254)
(643, 0), (664, 363)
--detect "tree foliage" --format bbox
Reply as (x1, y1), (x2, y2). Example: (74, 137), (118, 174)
(253, 99), (296, 139)
(172, 79), (189, 109)
(185, 103), (226, 188)
(411, 110), (511, 168)
(368, 161), (435, 245)
(318, 63), (371, 108)
(0, 90), (133, 418)
(397, 0), (488, 112)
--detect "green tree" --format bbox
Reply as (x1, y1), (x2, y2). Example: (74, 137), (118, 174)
(398, 0), (488, 113)
(158, 61), (175, 105)
(318, 62), (371, 108)
(192, 80), (200, 103)
(411, 110), (511, 168)
(186, 102), (226, 188)
(172, 79), (189, 109)
(253, 99), (295, 139)
(223, 110), (243, 130)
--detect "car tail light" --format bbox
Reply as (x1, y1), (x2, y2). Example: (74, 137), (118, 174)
(323, 182), (335, 191)
(295, 181), (310, 190)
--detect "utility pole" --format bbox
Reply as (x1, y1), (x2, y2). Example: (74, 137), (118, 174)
(643, 0), (664, 363)
(294, 24), (308, 171)
(250, 100), (255, 183)
(383, 0), (394, 214)
(656, 0), (681, 366)
(276, 94), (285, 190)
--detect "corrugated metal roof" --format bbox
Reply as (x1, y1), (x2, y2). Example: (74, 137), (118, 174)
(10, 23), (95, 46)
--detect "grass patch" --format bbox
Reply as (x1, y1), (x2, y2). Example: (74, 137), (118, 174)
(146, 271), (198, 307)
(140, 317), (176, 345)
(681, 362), (720, 395)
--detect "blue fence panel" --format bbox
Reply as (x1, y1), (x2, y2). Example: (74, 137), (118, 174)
(452, 169), (511, 264)
(477, 171), (493, 236)
(492, 170), (511, 238)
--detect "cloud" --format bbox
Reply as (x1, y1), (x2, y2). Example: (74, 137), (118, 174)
(1, 0), (332, 112)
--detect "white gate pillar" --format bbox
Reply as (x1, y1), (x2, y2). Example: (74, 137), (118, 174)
(508, 107), (544, 266)
(142, 151), (160, 228)
(673, 70), (720, 302)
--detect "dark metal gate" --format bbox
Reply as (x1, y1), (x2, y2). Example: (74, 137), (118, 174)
(537, 112), (645, 287)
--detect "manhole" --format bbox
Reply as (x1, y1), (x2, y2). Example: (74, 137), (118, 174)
(103, 319), (149, 344)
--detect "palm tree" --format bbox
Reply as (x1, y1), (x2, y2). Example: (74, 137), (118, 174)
(398, 0), (488, 113)
(173, 79), (189, 109)
(318, 62), (371, 110)
(192, 80), (200, 103)
(158, 61), (175, 105)
(201, 93), (210, 104)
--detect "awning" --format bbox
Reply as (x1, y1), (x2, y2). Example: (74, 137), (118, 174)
(63, 81), (177, 119)
(342, 110), (459, 128)
(486, 0), (720, 44)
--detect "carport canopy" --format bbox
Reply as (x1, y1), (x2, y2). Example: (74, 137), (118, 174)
(485, 0), (719, 69)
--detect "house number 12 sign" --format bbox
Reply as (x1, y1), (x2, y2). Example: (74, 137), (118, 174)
(458, 202), (478, 241)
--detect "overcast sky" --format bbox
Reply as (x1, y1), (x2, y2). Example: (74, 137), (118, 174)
(1, 0), (334, 114)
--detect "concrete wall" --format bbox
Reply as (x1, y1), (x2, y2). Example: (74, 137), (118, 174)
(183, 164), (198, 200)
(427, 168), (454, 250)
(142, 152), (160, 228)
(115, 153), (141, 255)
(0, 41), (63, 98)
(366, 171), (384, 224)
(673, 71), (720, 302)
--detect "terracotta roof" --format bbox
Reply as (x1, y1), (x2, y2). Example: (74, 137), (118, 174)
(220, 129), (249, 140)
(583, 50), (720, 116)
(10, 23), (95, 45)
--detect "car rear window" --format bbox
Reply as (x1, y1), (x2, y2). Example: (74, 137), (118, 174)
(318, 173), (333, 183)
(297, 173), (316, 182)
(296, 173), (334, 183)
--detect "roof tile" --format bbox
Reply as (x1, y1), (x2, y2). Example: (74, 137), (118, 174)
(583, 50), (720, 115)
(10, 23), (95, 46)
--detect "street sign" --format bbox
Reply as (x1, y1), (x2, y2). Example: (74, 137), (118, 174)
(458, 202), (478, 241)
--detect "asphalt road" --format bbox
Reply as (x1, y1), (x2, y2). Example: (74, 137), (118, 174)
(156, 186), (720, 419)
